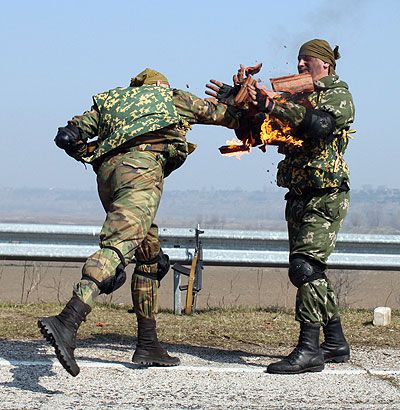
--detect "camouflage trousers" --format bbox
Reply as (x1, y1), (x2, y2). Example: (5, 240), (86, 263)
(74, 148), (165, 319)
(285, 187), (350, 325)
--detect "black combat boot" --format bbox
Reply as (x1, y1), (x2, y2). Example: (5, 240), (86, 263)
(132, 316), (180, 366)
(321, 318), (350, 363)
(266, 322), (324, 374)
(38, 296), (91, 377)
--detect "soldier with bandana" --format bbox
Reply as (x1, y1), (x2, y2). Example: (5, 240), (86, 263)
(38, 68), (242, 377)
(208, 39), (355, 374)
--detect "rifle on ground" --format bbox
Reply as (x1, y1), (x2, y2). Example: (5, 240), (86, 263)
(172, 225), (204, 314)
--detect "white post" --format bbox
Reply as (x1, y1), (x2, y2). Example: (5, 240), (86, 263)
(173, 269), (181, 315)
(373, 307), (391, 326)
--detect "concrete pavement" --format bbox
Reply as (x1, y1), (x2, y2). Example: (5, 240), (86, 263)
(0, 340), (399, 409)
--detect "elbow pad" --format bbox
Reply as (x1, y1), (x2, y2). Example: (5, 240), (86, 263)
(298, 109), (336, 139)
(54, 123), (81, 150)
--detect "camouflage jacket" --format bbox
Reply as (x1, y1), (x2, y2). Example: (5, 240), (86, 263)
(68, 86), (240, 174)
(270, 74), (355, 190)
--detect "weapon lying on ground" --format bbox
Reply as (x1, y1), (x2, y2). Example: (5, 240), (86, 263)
(172, 225), (204, 314)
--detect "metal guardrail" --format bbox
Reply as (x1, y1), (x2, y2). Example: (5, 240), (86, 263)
(1, 223), (400, 270)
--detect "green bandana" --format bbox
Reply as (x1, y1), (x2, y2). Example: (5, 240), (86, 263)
(298, 39), (340, 72)
(130, 68), (169, 87)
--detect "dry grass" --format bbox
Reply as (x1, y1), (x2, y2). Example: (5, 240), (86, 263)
(0, 303), (399, 352)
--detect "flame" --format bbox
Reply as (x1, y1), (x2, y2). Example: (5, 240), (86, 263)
(260, 118), (303, 147)
(220, 113), (303, 159)
(225, 138), (244, 147)
(222, 138), (251, 159)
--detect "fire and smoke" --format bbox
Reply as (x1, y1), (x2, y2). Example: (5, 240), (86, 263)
(260, 118), (303, 147)
(219, 116), (303, 159)
(218, 138), (251, 159)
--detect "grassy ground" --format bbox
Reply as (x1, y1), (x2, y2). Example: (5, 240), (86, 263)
(1, 303), (399, 352)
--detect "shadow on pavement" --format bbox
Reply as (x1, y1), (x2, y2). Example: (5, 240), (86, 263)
(0, 339), (62, 394)
(75, 333), (285, 368)
(0, 334), (286, 386)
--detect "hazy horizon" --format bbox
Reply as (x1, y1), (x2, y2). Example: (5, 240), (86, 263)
(1, 185), (399, 235)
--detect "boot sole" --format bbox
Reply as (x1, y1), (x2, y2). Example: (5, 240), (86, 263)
(132, 356), (180, 367)
(266, 364), (324, 375)
(37, 319), (80, 377)
(324, 354), (350, 363)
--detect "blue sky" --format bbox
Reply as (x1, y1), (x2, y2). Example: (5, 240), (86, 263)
(1, 0), (399, 193)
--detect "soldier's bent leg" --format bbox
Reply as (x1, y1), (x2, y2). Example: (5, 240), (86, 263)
(135, 223), (171, 284)
(131, 226), (178, 366)
(36, 258), (114, 378)
(78, 148), (166, 305)
(132, 223), (161, 320)
(81, 247), (127, 299)
(37, 296), (91, 377)
(131, 237), (179, 366)
(37, 247), (123, 378)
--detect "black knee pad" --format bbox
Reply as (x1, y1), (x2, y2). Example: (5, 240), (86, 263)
(82, 263), (127, 295)
(135, 250), (170, 282)
(288, 256), (326, 288)
(156, 250), (170, 282)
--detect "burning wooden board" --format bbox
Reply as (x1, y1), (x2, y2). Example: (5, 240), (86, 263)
(218, 144), (251, 155)
(270, 73), (314, 94)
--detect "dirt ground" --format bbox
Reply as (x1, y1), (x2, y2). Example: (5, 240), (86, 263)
(1, 260), (399, 310)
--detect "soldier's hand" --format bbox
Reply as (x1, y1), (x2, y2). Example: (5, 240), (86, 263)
(245, 63), (263, 76)
(248, 83), (279, 100)
(205, 79), (224, 98)
(253, 88), (272, 113)
(205, 80), (240, 106)
(54, 123), (81, 150)
(233, 64), (246, 85)
(247, 83), (278, 113)
(232, 63), (262, 86)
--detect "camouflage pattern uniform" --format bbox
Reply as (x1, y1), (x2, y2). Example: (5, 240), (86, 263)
(68, 84), (240, 318)
(270, 74), (355, 324)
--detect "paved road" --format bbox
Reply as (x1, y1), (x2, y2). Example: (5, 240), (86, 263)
(0, 340), (399, 409)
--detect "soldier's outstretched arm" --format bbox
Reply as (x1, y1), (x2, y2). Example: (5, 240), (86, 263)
(173, 89), (242, 129)
(254, 85), (354, 139)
